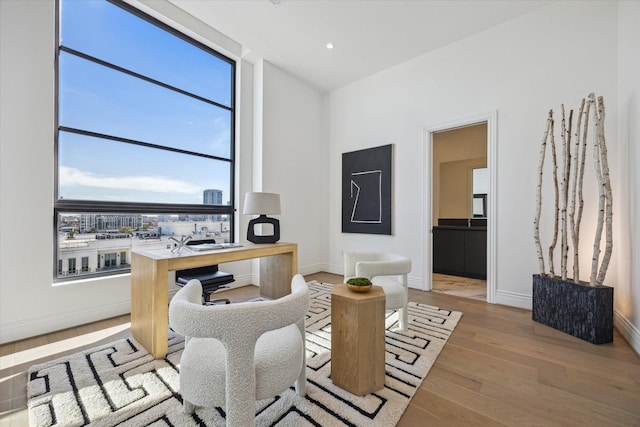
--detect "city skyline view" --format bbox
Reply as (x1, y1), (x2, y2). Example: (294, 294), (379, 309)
(57, 212), (232, 279)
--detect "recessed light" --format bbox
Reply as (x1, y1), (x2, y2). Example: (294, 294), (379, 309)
(326, 43), (335, 50)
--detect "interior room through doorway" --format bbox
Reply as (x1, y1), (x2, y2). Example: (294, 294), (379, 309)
(431, 123), (488, 301)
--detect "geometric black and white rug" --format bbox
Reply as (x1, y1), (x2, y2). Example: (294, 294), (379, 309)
(27, 281), (462, 426)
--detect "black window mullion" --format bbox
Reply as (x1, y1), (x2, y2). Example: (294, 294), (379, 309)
(58, 126), (233, 163)
(107, 0), (234, 69)
(55, 202), (234, 216)
(59, 46), (232, 112)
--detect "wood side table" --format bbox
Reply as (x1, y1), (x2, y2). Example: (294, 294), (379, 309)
(331, 284), (386, 395)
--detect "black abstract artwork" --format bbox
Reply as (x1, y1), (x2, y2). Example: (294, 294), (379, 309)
(342, 144), (392, 235)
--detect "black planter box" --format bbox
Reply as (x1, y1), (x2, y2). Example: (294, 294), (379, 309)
(532, 274), (613, 344)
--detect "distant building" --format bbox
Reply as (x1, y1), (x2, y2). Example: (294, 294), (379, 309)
(203, 189), (223, 221)
(79, 214), (142, 233)
(157, 220), (229, 240)
(203, 189), (222, 204)
(57, 219), (230, 279)
(57, 233), (167, 277)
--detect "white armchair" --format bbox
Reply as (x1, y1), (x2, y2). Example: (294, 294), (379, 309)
(344, 251), (412, 331)
(169, 273), (310, 427)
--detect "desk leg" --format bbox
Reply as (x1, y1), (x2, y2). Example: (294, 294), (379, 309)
(259, 253), (295, 299)
(131, 253), (168, 359)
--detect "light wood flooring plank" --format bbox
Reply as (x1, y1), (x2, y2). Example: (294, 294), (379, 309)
(407, 387), (508, 427)
(432, 273), (487, 301)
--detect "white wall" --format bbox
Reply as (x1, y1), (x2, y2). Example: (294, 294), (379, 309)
(259, 61), (329, 274)
(0, 1), (135, 344)
(327, 2), (624, 307)
(615, 0), (640, 351)
(0, 1), (327, 343)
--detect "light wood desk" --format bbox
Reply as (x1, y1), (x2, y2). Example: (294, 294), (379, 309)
(131, 242), (297, 359)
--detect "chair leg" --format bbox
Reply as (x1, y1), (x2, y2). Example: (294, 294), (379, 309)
(398, 307), (408, 331)
(295, 363), (307, 397)
(295, 320), (307, 397)
(183, 399), (195, 414)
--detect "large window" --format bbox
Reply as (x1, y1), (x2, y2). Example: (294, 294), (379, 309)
(55, 0), (236, 281)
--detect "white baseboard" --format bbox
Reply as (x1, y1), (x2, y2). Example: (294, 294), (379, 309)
(408, 276), (425, 290)
(614, 311), (640, 356)
(494, 290), (532, 309)
(298, 263), (331, 276)
(325, 263), (344, 277)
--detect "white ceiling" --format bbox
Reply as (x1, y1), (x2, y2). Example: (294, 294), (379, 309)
(169, 0), (556, 92)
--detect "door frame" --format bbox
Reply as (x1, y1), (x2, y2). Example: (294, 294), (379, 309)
(423, 111), (497, 303)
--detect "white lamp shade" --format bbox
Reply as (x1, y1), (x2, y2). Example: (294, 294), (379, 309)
(243, 192), (281, 215)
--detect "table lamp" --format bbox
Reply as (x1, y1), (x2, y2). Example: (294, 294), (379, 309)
(243, 192), (281, 243)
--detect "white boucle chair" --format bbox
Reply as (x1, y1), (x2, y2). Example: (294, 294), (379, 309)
(169, 273), (310, 427)
(343, 251), (412, 331)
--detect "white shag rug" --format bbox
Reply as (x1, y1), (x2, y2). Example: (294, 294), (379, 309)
(27, 281), (462, 426)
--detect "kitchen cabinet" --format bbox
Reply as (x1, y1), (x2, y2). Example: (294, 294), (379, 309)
(433, 221), (486, 279)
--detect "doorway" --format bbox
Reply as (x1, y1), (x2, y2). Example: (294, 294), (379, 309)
(423, 112), (497, 303)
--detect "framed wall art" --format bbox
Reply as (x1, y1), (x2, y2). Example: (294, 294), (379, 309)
(342, 144), (392, 235)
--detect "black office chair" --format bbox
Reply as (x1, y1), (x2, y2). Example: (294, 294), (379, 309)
(175, 239), (235, 304)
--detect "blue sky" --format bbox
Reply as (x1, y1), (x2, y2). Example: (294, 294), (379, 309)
(58, 0), (233, 205)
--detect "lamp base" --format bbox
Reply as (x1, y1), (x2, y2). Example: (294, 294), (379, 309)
(247, 215), (280, 244)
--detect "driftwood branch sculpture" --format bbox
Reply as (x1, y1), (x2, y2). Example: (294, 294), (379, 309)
(591, 94), (613, 286)
(568, 98), (587, 282)
(534, 111), (553, 275)
(534, 93), (612, 287)
(548, 113), (559, 277)
(559, 106), (573, 280)
(577, 99), (590, 280)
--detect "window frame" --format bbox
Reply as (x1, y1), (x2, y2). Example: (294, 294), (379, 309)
(54, 0), (237, 282)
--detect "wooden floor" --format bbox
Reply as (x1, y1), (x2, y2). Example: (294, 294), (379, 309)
(1, 272), (639, 426)
(431, 272), (487, 301)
